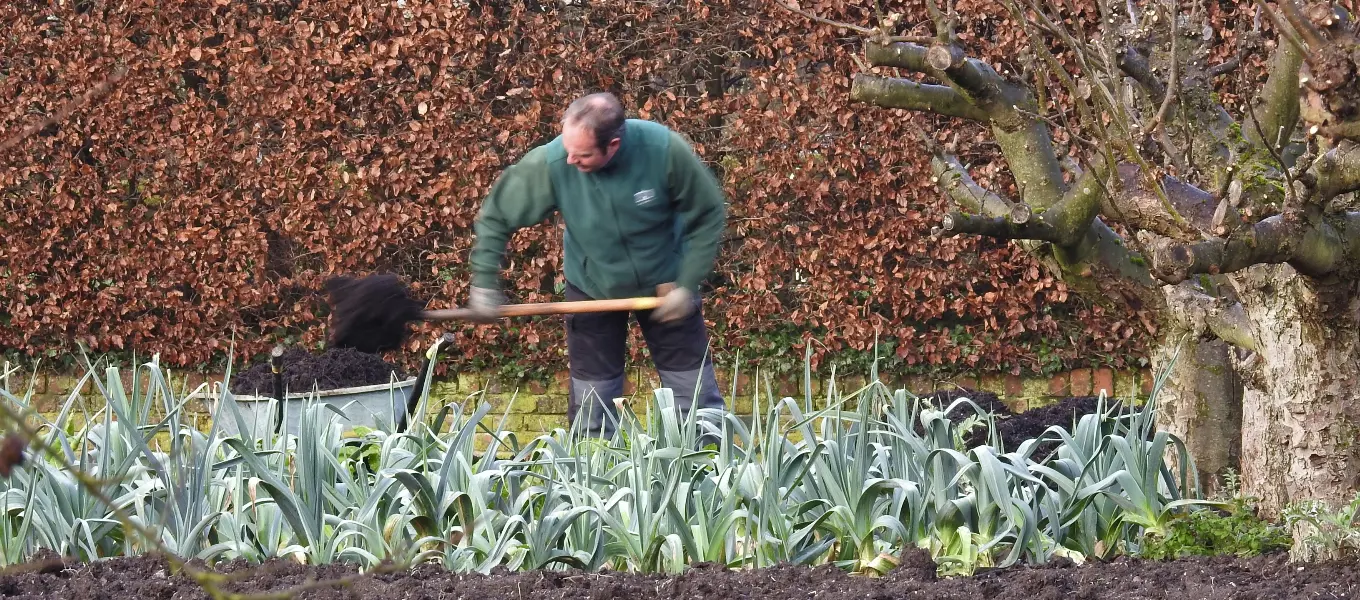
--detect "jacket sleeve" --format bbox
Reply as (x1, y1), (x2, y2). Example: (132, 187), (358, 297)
(468, 148), (558, 291)
(665, 131), (728, 294)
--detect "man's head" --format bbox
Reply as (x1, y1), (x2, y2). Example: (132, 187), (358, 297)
(561, 92), (626, 172)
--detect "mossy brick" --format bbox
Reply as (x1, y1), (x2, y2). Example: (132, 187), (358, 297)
(978, 374), (1007, 396)
(1004, 375), (1024, 398)
(906, 375), (939, 396)
(49, 375), (89, 397)
(883, 376), (907, 394)
(536, 395), (568, 415)
(1069, 369), (1092, 396)
(483, 392), (539, 414)
(473, 432), (497, 452)
(733, 393), (755, 416)
(1019, 376), (1051, 402)
(1114, 370), (1140, 399)
(1026, 394), (1061, 409)
(429, 381), (461, 403)
(552, 371), (572, 395)
(0, 370), (30, 396)
(457, 372), (484, 391)
(1093, 368), (1115, 397)
(734, 373), (754, 396)
(29, 393), (62, 414)
(507, 414), (562, 433)
(1047, 373), (1071, 396)
(713, 368), (731, 389)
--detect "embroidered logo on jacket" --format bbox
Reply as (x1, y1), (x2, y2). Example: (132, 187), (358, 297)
(633, 189), (656, 205)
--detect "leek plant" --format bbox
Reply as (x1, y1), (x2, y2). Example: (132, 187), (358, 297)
(0, 347), (1209, 579)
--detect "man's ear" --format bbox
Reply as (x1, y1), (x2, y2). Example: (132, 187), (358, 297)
(606, 137), (621, 153)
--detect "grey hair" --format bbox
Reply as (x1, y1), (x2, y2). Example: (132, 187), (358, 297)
(562, 92), (626, 152)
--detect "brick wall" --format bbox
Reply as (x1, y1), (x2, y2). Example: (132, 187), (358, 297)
(1, 364), (1153, 442)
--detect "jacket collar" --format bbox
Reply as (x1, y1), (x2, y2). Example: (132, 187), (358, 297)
(596, 123), (630, 173)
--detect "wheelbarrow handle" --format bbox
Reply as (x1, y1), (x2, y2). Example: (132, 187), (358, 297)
(419, 296), (663, 322)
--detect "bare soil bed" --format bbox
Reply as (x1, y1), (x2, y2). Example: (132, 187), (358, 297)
(2, 549), (1355, 599)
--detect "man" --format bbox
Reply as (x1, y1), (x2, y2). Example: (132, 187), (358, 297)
(465, 92), (728, 441)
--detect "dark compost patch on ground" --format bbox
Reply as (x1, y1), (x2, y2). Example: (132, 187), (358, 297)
(228, 347), (407, 396)
(3, 549), (1356, 599)
(923, 389), (1112, 456)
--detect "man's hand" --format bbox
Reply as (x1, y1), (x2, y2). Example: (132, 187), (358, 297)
(467, 286), (504, 324)
(652, 286), (695, 323)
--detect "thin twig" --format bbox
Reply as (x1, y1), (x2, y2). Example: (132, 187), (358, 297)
(771, 0), (877, 34)
(1013, 106), (1102, 149)
(1148, 0), (1179, 134)
(1274, 0), (1327, 49)
(1238, 60), (1299, 206)
(1253, 0), (1311, 57)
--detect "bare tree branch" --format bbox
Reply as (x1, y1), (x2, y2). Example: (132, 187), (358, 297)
(1102, 164), (1217, 240)
(1147, 211), (1360, 283)
(1033, 161), (1110, 245)
(862, 40), (1068, 208)
(938, 210), (1065, 241)
(1116, 46), (1167, 104)
(1276, 0), (1330, 50)
(929, 153), (1019, 216)
(1301, 141), (1360, 202)
(849, 75), (990, 121)
(1207, 55), (1244, 78)
(1253, 0), (1312, 57)
(1147, 0), (1181, 135)
(926, 0), (958, 42)
(1164, 285), (1261, 352)
(1319, 121), (1360, 142)
(1243, 37), (1305, 157)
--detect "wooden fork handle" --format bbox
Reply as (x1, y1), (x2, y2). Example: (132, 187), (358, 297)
(419, 296), (663, 322)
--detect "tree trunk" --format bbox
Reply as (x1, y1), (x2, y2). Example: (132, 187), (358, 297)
(1233, 265), (1360, 515)
(1151, 328), (1243, 499)
(1154, 267), (1360, 514)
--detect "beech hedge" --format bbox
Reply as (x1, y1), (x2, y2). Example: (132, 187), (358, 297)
(2, 0), (1208, 378)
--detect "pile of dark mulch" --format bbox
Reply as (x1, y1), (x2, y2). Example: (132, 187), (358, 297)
(990, 395), (1117, 453)
(228, 347), (407, 396)
(1, 547), (1354, 599)
(918, 389), (1118, 456)
(323, 273), (427, 353)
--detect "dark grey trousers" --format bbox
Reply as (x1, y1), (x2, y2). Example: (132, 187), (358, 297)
(563, 281), (725, 441)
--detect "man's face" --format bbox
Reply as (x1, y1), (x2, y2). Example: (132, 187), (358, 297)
(562, 122), (619, 173)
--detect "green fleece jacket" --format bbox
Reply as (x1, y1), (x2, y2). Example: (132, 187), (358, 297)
(468, 119), (727, 300)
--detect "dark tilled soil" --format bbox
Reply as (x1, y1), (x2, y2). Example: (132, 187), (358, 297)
(3, 549), (1357, 599)
(228, 347), (407, 396)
